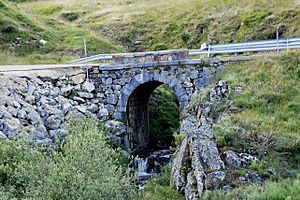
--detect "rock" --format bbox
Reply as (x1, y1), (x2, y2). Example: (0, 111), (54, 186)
(239, 153), (258, 165)
(2, 120), (21, 137)
(107, 94), (118, 105)
(37, 138), (52, 146)
(45, 115), (61, 130)
(78, 92), (94, 99)
(105, 78), (113, 85)
(238, 176), (246, 182)
(76, 105), (87, 114)
(13, 100), (21, 109)
(82, 81), (95, 92)
(97, 108), (109, 119)
(0, 131), (7, 139)
(105, 120), (126, 136)
(25, 95), (35, 104)
(247, 173), (262, 184)
(0, 111), (3, 119)
(71, 74), (86, 84)
(171, 138), (188, 193)
(224, 150), (242, 168)
(205, 171), (226, 190)
(60, 86), (73, 97)
(7, 106), (18, 117)
(54, 109), (65, 119)
(27, 84), (36, 95)
(62, 102), (72, 112)
(87, 104), (98, 113)
(27, 110), (42, 124)
(210, 80), (230, 102)
(49, 128), (67, 140)
(39, 39), (47, 45)
(222, 185), (232, 193)
(193, 139), (225, 171)
(1, 88), (11, 96)
(73, 96), (85, 103)
(234, 86), (243, 93)
(50, 87), (60, 97)
(30, 125), (48, 140)
(185, 172), (197, 200)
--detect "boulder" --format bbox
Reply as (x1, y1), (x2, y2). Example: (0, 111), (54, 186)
(60, 86), (73, 97)
(76, 105), (87, 114)
(82, 81), (95, 92)
(97, 108), (109, 119)
(17, 110), (27, 119)
(27, 110), (42, 124)
(78, 92), (94, 99)
(30, 125), (48, 140)
(205, 171), (226, 190)
(7, 106), (18, 117)
(224, 150), (242, 168)
(87, 104), (98, 113)
(45, 115), (61, 130)
(71, 74), (86, 84)
(105, 120), (126, 136)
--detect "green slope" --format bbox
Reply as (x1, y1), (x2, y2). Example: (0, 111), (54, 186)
(1, 0), (300, 64)
(0, 0), (122, 64)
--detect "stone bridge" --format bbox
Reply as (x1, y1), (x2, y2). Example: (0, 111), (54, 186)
(0, 50), (227, 153)
(87, 50), (224, 152)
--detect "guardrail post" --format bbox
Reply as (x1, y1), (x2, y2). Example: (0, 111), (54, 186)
(83, 37), (89, 81)
(208, 45), (211, 57)
(286, 39), (289, 52)
(276, 26), (279, 54)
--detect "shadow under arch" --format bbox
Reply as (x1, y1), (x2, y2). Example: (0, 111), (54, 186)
(116, 72), (189, 153)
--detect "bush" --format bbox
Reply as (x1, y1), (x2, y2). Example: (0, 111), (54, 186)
(0, 118), (136, 199)
(203, 172), (300, 200)
(137, 165), (184, 200)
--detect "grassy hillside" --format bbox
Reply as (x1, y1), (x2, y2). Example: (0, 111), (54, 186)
(0, 0), (121, 64)
(16, 0), (300, 51)
(1, 0), (300, 64)
(205, 50), (300, 199)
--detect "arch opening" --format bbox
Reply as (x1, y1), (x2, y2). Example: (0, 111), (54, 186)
(126, 81), (180, 154)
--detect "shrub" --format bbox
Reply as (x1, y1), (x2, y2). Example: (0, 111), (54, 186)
(0, 118), (136, 199)
(137, 165), (184, 200)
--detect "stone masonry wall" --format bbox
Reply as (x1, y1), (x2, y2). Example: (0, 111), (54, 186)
(0, 52), (226, 151)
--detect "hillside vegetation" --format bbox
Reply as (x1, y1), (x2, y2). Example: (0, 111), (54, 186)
(1, 0), (300, 64)
(0, 0), (121, 64)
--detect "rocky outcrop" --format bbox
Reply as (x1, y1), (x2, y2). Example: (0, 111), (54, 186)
(171, 81), (230, 199)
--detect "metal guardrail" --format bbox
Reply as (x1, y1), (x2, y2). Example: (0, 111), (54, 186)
(70, 37), (300, 64)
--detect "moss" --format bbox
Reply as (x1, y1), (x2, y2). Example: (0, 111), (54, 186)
(34, 4), (62, 16)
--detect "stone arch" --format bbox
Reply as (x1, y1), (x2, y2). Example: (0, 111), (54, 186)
(116, 72), (189, 152)
(116, 72), (189, 118)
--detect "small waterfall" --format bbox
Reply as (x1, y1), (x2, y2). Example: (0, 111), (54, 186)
(135, 158), (152, 180)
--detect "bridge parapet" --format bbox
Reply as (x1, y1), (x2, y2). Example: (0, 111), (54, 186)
(112, 50), (188, 65)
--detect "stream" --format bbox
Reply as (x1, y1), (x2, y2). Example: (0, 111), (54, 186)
(133, 149), (175, 189)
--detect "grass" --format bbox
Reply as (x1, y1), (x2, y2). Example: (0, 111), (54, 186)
(1, 0), (299, 64)
(0, 0), (122, 64)
(210, 50), (300, 199)
(217, 51), (300, 152)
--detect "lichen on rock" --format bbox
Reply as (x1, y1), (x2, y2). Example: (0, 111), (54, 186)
(171, 80), (230, 199)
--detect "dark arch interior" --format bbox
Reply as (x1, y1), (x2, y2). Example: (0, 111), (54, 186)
(126, 81), (179, 154)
